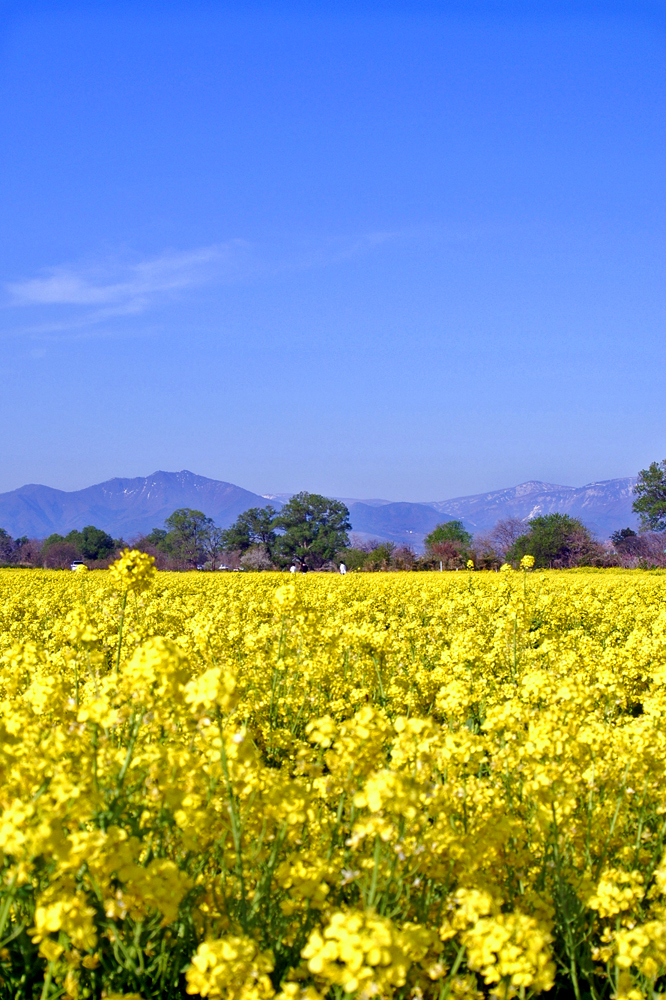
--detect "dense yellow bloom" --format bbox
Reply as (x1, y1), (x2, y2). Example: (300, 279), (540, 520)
(587, 869), (645, 919)
(186, 936), (275, 999)
(462, 911), (555, 996)
(0, 567), (665, 998)
(108, 547), (156, 593)
(302, 910), (431, 995)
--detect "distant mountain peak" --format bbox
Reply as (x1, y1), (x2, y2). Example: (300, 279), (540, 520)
(0, 470), (272, 539)
(514, 479), (575, 494)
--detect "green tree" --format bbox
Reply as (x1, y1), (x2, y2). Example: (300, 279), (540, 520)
(144, 528), (170, 553)
(77, 525), (116, 560)
(507, 513), (596, 568)
(633, 460), (666, 531)
(611, 527), (637, 547)
(425, 520), (472, 549)
(337, 547), (368, 571)
(274, 493), (351, 569)
(41, 526), (117, 565)
(142, 513), (223, 569)
(63, 530), (84, 555)
(362, 542), (397, 572)
(164, 508), (216, 568)
(222, 506), (277, 557)
(42, 533), (65, 547)
(424, 520), (472, 568)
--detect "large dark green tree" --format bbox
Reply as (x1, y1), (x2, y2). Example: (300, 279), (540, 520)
(507, 513), (597, 568)
(143, 510), (224, 568)
(274, 493), (351, 569)
(163, 508), (217, 568)
(76, 526), (116, 560)
(222, 506), (277, 558)
(633, 460), (666, 531)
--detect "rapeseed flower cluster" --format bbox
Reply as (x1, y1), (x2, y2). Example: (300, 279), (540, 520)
(0, 561), (666, 998)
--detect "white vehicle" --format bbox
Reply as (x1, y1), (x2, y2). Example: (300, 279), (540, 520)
(70, 560), (86, 571)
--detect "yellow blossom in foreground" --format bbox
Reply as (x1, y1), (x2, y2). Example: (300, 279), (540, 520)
(108, 548), (156, 593)
(186, 936), (274, 999)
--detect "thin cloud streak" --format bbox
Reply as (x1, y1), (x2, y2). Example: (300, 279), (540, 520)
(3, 231), (411, 338)
(6, 241), (251, 309)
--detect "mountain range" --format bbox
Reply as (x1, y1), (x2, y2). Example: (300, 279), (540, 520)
(0, 471), (264, 541)
(0, 470), (639, 547)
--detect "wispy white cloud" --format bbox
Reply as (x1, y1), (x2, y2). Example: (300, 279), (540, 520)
(7, 240), (251, 310)
(2, 230), (414, 338)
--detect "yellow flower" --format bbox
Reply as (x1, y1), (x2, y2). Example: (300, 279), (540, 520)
(65, 607), (98, 646)
(186, 936), (274, 999)
(462, 910), (555, 994)
(302, 910), (425, 995)
(273, 583), (299, 615)
(184, 664), (237, 714)
(108, 548), (156, 594)
(587, 869), (645, 918)
(32, 894), (98, 952)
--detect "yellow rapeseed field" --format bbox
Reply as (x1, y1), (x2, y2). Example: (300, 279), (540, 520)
(1, 557), (666, 1000)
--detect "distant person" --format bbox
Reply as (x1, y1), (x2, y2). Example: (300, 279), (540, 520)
(290, 563), (297, 574)
(301, 561), (308, 573)
(339, 562), (347, 575)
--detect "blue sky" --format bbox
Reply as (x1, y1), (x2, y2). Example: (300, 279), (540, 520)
(1, 0), (665, 500)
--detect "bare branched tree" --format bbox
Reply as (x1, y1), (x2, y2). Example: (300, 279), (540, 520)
(487, 518), (530, 559)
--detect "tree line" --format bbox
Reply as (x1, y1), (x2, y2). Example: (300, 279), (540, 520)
(0, 525), (121, 569)
(2, 460), (666, 571)
(115, 463), (666, 572)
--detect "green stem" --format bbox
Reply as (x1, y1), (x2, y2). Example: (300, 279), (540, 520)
(92, 723), (99, 793)
(118, 712), (144, 785)
(219, 731), (248, 930)
(512, 617), (518, 682)
(0, 871), (17, 943)
(366, 836), (382, 909)
(40, 961), (53, 1000)
(115, 589), (128, 676)
(439, 943), (465, 1000)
